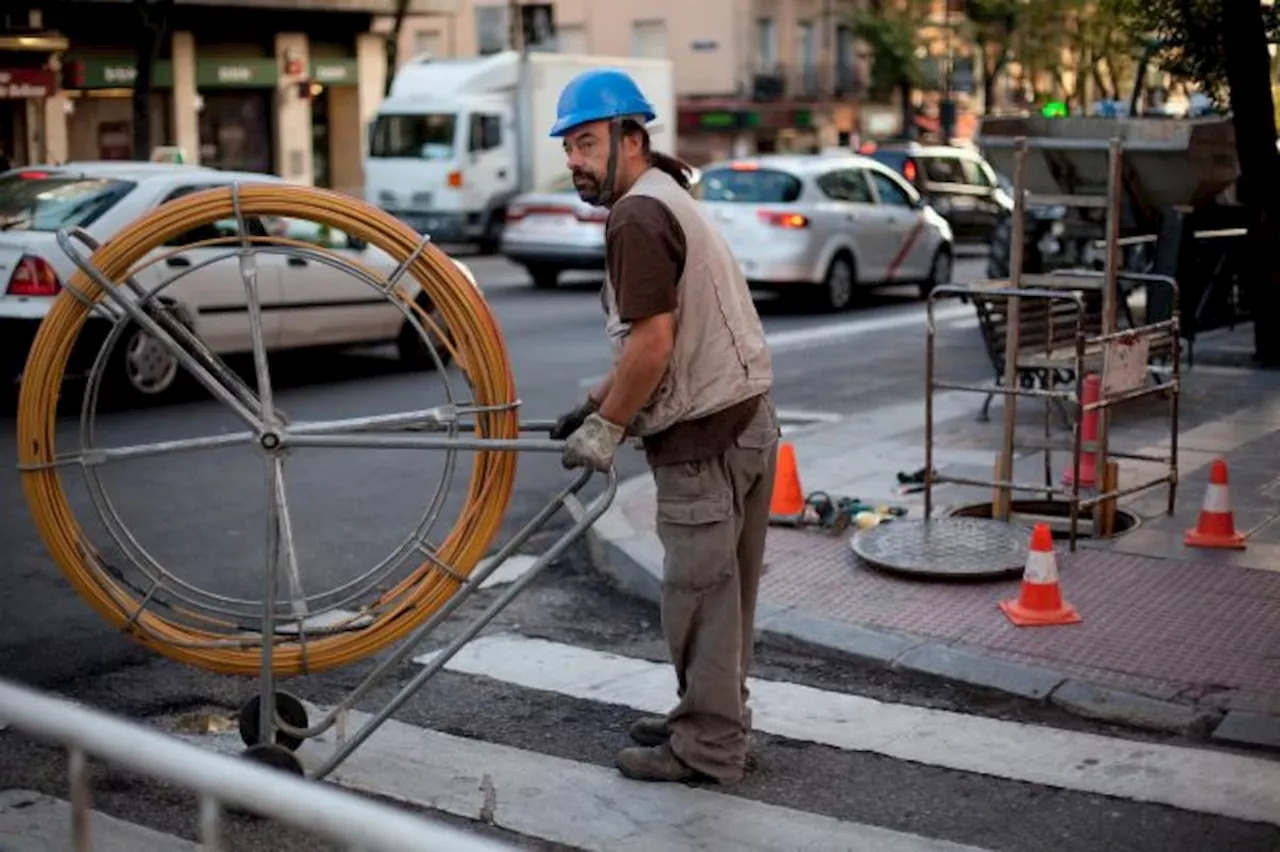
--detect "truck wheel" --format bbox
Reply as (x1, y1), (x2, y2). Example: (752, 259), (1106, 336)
(477, 213), (503, 255)
(528, 265), (560, 290)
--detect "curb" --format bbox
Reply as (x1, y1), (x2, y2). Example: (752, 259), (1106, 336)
(575, 473), (1280, 750)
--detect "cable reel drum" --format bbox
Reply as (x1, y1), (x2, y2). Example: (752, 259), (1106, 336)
(16, 183), (616, 777)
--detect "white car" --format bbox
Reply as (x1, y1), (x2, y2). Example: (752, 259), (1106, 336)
(694, 154), (954, 311)
(0, 161), (475, 400)
(499, 174), (608, 290)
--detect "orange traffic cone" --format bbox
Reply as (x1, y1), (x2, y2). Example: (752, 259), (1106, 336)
(1184, 458), (1246, 549)
(998, 523), (1082, 627)
(769, 442), (806, 523)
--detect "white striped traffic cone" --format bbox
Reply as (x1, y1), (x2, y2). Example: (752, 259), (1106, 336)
(1184, 458), (1246, 549)
(998, 523), (1082, 627)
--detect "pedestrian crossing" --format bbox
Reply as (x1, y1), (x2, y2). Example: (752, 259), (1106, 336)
(6, 624), (1280, 851)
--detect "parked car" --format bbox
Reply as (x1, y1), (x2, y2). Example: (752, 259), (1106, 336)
(0, 161), (473, 400)
(693, 154), (954, 311)
(498, 173), (608, 289)
(860, 140), (1009, 243)
(500, 167), (702, 290)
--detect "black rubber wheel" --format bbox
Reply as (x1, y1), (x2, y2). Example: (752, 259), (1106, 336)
(238, 691), (309, 752)
(527, 264), (560, 290)
(242, 743), (305, 777)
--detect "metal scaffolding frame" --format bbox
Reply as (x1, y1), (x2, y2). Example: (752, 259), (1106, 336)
(923, 135), (1182, 550)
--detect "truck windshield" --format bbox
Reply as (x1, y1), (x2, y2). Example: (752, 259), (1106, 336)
(0, 172), (134, 232)
(369, 114), (457, 160)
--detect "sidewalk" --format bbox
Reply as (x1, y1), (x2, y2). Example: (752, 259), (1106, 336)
(585, 323), (1280, 750)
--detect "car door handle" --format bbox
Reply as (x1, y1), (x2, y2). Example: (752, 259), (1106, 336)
(497, 169), (508, 179)
(288, 257), (307, 267)
(166, 256), (191, 268)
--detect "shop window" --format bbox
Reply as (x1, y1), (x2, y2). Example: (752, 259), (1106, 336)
(469, 114), (502, 152)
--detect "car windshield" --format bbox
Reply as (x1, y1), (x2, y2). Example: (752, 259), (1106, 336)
(867, 150), (911, 175)
(369, 113), (457, 160)
(696, 167), (803, 203)
(0, 172), (134, 232)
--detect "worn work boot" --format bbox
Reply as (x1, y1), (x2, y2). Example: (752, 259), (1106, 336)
(628, 716), (671, 747)
(615, 743), (701, 784)
(629, 716), (760, 771)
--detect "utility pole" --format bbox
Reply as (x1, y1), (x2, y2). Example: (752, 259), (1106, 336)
(508, 0), (523, 52)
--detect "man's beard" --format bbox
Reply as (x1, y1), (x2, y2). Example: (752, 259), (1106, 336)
(572, 170), (605, 205)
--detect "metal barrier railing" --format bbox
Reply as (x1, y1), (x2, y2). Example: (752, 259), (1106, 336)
(0, 676), (515, 852)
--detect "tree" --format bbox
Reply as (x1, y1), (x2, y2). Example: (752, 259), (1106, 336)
(850, 0), (929, 137)
(132, 0), (173, 160)
(961, 0), (1024, 113)
(1118, 0), (1280, 366)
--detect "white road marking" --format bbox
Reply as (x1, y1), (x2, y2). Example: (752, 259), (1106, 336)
(0, 789), (201, 851)
(164, 709), (993, 852)
(414, 633), (1280, 827)
(578, 302), (974, 387)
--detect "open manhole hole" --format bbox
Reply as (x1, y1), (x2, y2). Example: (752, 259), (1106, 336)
(945, 499), (1139, 540)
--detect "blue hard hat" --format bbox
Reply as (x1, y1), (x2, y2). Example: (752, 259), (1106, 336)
(548, 68), (656, 137)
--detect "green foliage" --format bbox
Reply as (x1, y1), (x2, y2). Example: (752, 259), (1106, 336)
(849, 4), (927, 99)
(1114, 0), (1280, 105)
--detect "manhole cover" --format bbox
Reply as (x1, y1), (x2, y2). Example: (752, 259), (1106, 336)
(850, 518), (1030, 579)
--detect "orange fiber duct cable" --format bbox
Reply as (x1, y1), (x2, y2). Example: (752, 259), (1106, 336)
(17, 184), (519, 677)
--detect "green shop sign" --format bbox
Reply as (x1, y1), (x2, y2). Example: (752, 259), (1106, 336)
(196, 58), (278, 88)
(311, 59), (358, 86)
(66, 57), (174, 89)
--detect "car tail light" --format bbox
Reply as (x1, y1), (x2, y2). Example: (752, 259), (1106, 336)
(576, 208), (608, 223)
(903, 159), (918, 183)
(6, 254), (61, 297)
(758, 211), (809, 229)
(506, 206), (526, 222)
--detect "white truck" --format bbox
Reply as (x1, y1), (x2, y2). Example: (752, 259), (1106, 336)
(363, 50), (676, 253)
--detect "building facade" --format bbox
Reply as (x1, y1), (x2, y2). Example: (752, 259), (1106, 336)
(0, 0), (409, 196)
(378, 0), (875, 166)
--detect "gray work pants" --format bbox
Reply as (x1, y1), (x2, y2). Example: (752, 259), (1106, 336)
(651, 396), (779, 784)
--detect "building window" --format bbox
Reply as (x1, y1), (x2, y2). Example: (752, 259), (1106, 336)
(756, 17), (776, 71)
(836, 24), (856, 93)
(476, 6), (508, 55)
(797, 20), (817, 95)
(630, 20), (667, 58)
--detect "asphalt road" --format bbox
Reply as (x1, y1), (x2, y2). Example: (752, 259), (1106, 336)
(3, 252), (1277, 852)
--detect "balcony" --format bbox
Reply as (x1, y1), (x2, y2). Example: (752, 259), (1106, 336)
(749, 61), (866, 102)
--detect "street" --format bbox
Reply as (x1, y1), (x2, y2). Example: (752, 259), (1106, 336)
(3, 251), (1279, 852)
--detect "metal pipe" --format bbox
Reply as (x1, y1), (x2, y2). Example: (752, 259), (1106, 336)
(0, 678), (515, 852)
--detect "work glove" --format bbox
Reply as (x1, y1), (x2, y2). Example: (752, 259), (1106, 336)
(562, 412), (626, 472)
(549, 397), (599, 440)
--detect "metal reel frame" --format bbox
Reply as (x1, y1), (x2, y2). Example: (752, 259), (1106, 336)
(18, 184), (617, 780)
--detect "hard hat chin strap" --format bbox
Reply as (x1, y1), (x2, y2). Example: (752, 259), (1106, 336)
(596, 118), (623, 207)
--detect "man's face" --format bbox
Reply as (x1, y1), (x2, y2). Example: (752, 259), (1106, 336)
(562, 120), (612, 205)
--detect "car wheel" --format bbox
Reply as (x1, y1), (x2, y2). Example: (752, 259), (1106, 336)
(106, 322), (182, 402)
(527, 264), (560, 290)
(397, 293), (454, 370)
(477, 212), (504, 255)
(920, 247), (953, 299)
(817, 254), (855, 312)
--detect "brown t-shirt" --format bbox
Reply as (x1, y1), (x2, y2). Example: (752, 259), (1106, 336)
(605, 194), (761, 468)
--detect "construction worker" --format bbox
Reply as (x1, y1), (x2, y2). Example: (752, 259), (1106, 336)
(547, 67), (779, 786)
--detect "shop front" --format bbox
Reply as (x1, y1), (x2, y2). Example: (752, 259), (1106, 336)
(60, 56), (174, 161)
(0, 68), (57, 167)
(196, 58), (278, 174)
(309, 57), (362, 194)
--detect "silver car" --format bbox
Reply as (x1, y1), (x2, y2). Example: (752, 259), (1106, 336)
(694, 154), (955, 311)
(499, 174), (608, 289)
